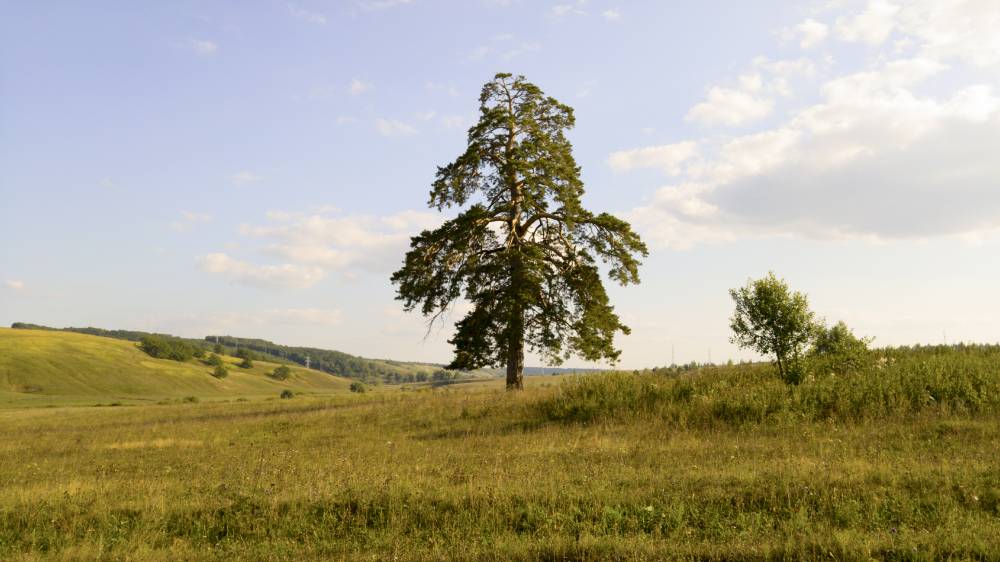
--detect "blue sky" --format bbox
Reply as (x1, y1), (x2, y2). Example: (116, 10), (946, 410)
(2, 0), (999, 368)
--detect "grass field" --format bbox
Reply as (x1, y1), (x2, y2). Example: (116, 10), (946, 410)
(0, 328), (354, 406)
(2, 342), (1000, 560)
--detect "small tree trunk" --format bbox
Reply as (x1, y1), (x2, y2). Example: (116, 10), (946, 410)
(506, 302), (525, 391)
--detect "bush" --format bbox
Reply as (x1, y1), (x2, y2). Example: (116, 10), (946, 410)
(236, 348), (254, 369)
(350, 382), (368, 393)
(280, 389), (294, 399)
(809, 321), (872, 375)
(212, 365), (229, 379)
(270, 365), (292, 381)
(139, 335), (199, 362)
(206, 353), (224, 367)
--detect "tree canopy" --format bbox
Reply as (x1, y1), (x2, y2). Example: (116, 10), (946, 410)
(392, 73), (647, 389)
(729, 272), (817, 384)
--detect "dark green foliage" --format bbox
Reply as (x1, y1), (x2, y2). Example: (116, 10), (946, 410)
(235, 348), (254, 369)
(349, 382), (368, 394)
(729, 272), (818, 384)
(809, 321), (873, 375)
(270, 365), (292, 381)
(391, 73), (647, 390)
(213, 343), (224, 354)
(280, 389), (294, 399)
(138, 335), (200, 362)
(212, 365), (228, 379)
(205, 335), (440, 384)
(206, 354), (224, 367)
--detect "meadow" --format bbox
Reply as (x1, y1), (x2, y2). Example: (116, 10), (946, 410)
(2, 338), (1000, 560)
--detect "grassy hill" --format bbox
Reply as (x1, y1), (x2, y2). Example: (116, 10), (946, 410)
(0, 328), (354, 406)
(12, 323), (489, 384)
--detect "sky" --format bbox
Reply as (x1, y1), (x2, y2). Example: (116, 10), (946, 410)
(2, 0), (999, 369)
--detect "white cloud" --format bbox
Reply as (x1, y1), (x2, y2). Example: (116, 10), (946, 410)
(230, 171), (264, 186)
(686, 87), (775, 126)
(170, 211), (212, 232)
(784, 18), (829, 49)
(375, 118), (417, 137)
(197, 253), (325, 289)
(469, 34), (540, 60)
(288, 4), (327, 24)
(180, 38), (217, 55)
(5, 280), (25, 291)
(349, 78), (371, 96)
(551, 2), (586, 17)
(607, 141), (699, 175)
(414, 110), (437, 121)
(602, 8), (621, 21)
(336, 115), (359, 125)
(232, 208), (441, 276)
(835, 0), (899, 45)
(359, 0), (413, 9)
(612, 1), (1000, 249)
(625, 54), (1000, 248)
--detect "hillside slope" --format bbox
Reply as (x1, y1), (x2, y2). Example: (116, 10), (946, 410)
(0, 328), (353, 406)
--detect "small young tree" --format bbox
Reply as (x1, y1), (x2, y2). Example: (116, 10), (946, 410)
(349, 381), (368, 393)
(207, 353), (224, 367)
(270, 365), (292, 381)
(236, 348), (254, 369)
(212, 364), (229, 379)
(729, 272), (817, 384)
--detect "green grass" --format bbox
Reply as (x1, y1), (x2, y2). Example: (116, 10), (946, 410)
(0, 328), (354, 406)
(2, 344), (1000, 559)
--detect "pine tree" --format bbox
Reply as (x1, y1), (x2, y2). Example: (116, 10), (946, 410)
(392, 73), (647, 390)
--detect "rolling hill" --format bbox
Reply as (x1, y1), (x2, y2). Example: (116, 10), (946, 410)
(0, 328), (354, 406)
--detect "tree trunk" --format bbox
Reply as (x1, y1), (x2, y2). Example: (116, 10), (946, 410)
(506, 256), (525, 391)
(506, 314), (524, 391)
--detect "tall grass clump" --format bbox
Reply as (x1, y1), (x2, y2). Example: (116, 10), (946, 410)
(536, 345), (1000, 427)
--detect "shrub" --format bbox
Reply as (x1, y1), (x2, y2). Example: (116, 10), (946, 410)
(213, 365), (229, 379)
(236, 348), (254, 369)
(270, 365), (292, 381)
(206, 353), (224, 367)
(280, 390), (295, 399)
(350, 382), (368, 393)
(139, 335), (199, 362)
(809, 321), (872, 375)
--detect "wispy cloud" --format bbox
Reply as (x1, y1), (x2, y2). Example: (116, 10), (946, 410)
(358, 0), (414, 10)
(197, 253), (325, 289)
(4, 280), (25, 291)
(469, 34), (540, 60)
(349, 78), (372, 96)
(375, 118), (417, 137)
(289, 4), (327, 24)
(230, 171), (264, 186)
(179, 38), (217, 55)
(170, 211), (212, 233)
(602, 8), (621, 21)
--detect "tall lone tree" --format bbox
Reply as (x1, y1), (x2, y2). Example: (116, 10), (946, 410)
(392, 73), (647, 390)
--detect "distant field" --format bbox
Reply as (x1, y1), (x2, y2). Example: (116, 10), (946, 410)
(2, 344), (1000, 560)
(0, 328), (353, 406)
